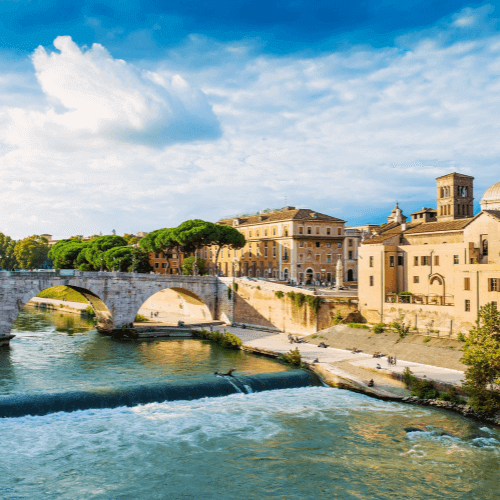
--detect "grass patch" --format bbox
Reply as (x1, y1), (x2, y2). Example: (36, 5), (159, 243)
(423, 337), (431, 343)
(311, 334), (318, 339)
(372, 323), (386, 334)
(135, 314), (148, 322)
(37, 285), (88, 303)
(348, 323), (369, 329)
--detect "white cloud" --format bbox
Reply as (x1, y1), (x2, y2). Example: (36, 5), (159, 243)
(2, 19), (500, 239)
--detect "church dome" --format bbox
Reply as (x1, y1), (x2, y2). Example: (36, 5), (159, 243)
(480, 181), (500, 211)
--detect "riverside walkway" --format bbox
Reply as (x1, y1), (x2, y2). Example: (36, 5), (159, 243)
(221, 327), (465, 400)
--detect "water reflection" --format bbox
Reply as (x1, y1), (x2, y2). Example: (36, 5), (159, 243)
(1, 308), (290, 397)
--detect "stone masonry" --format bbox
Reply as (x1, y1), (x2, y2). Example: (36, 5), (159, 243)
(0, 271), (220, 335)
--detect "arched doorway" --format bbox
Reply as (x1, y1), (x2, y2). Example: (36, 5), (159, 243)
(305, 268), (314, 285)
(347, 269), (354, 282)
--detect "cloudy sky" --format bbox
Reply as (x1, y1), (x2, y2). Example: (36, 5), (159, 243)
(1, 0), (500, 239)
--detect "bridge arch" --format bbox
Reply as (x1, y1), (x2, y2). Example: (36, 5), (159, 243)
(3, 283), (114, 336)
(131, 286), (213, 325)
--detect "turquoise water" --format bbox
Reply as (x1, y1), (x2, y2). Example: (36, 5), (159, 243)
(1, 309), (499, 499)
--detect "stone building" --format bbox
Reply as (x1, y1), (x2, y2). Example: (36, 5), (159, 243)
(206, 207), (347, 284)
(358, 172), (500, 336)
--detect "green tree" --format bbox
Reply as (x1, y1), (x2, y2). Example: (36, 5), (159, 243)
(461, 302), (500, 414)
(14, 235), (50, 269)
(172, 220), (218, 276)
(78, 235), (128, 270)
(103, 246), (133, 271)
(123, 233), (140, 245)
(48, 238), (87, 269)
(0, 233), (17, 269)
(211, 224), (246, 275)
(182, 256), (207, 276)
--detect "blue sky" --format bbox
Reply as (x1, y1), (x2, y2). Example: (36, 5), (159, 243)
(1, 0), (500, 238)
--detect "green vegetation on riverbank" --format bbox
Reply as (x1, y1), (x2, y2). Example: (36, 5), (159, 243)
(36, 286), (88, 303)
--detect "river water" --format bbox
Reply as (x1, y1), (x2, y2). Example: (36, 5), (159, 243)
(1, 309), (500, 499)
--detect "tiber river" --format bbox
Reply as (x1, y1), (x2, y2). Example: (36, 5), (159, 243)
(0, 308), (499, 500)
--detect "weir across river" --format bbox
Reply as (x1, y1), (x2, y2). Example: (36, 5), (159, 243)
(0, 271), (234, 337)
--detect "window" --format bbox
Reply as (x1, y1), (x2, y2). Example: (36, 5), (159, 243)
(285, 230), (289, 237)
(390, 256), (395, 267)
(264, 242), (268, 258)
(490, 278), (499, 292)
(414, 257), (419, 266)
(265, 230), (268, 236)
(314, 254), (319, 262)
(464, 277), (471, 290)
(299, 227), (303, 234)
(249, 231), (252, 237)
(154, 253), (160, 258)
(272, 242), (276, 257)
(162, 263), (166, 268)
(256, 230), (259, 237)
(228, 248), (231, 258)
(326, 243), (331, 248)
(434, 255), (439, 266)
(348, 239), (353, 247)
(249, 244), (252, 257)
(299, 242), (304, 248)
(465, 300), (471, 312)
(154, 262), (159, 268)
(421, 256), (429, 265)
(369, 256), (374, 267)
(413, 276), (419, 283)
(349, 251), (353, 259)
(337, 243), (342, 248)
(307, 227), (312, 234)
(316, 227), (320, 234)
(327, 227), (331, 235)
(398, 256), (403, 266)
(493, 301), (498, 309)
(338, 228), (342, 235)
(327, 255), (331, 263)
(454, 255), (459, 264)
(316, 242), (320, 248)
(273, 229), (276, 236)
(369, 276), (374, 286)
(256, 245), (260, 257)
(210, 249), (213, 259)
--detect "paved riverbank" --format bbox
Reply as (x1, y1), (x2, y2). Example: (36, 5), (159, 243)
(218, 326), (465, 401)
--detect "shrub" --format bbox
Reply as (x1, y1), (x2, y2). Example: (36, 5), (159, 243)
(438, 386), (463, 404)
(391, 317), (411, 339)
(423, 337), (431, 343)
(347, 298), (351, 306)
(275, 290), (284, 299)
(457, 332), (466, 342)
(233, 282), (239, 292)
(197, 329), (242, 349)
(311, 334), (318, 339)
(332, 310), (343, 325)
(85, 306), (95, 317)
(402, 367), (439, 399)
(373, 323), (386, 334)
(135, 314), (147, 322)
(282, 348), (302, 366)
(227, 288), (232, 300)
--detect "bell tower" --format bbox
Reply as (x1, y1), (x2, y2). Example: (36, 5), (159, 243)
(436, 173), (474, 221)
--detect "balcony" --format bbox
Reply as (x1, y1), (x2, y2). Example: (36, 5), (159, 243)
(386, 293), (454, 306)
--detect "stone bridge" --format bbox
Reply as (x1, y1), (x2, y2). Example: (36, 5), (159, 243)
(0, 271), (233, 336)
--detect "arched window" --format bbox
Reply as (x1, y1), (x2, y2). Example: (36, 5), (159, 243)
(483, 239), (488, 256)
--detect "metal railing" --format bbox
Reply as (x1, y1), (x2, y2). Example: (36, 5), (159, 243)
(386, 293), (454, 306)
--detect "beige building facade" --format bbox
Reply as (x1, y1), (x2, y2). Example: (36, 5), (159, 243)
(206, 207), (348, 284)
(359, 173), (500, 336)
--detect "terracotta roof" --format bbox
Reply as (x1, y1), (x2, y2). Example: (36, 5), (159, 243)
(217, 209), (345, 226)
(362, 224), (405, 245)
(403, 218), (473, 234)
(410, 207), (436, 215)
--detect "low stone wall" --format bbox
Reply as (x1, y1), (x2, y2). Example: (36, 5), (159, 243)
(230, 279), (358, 334)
